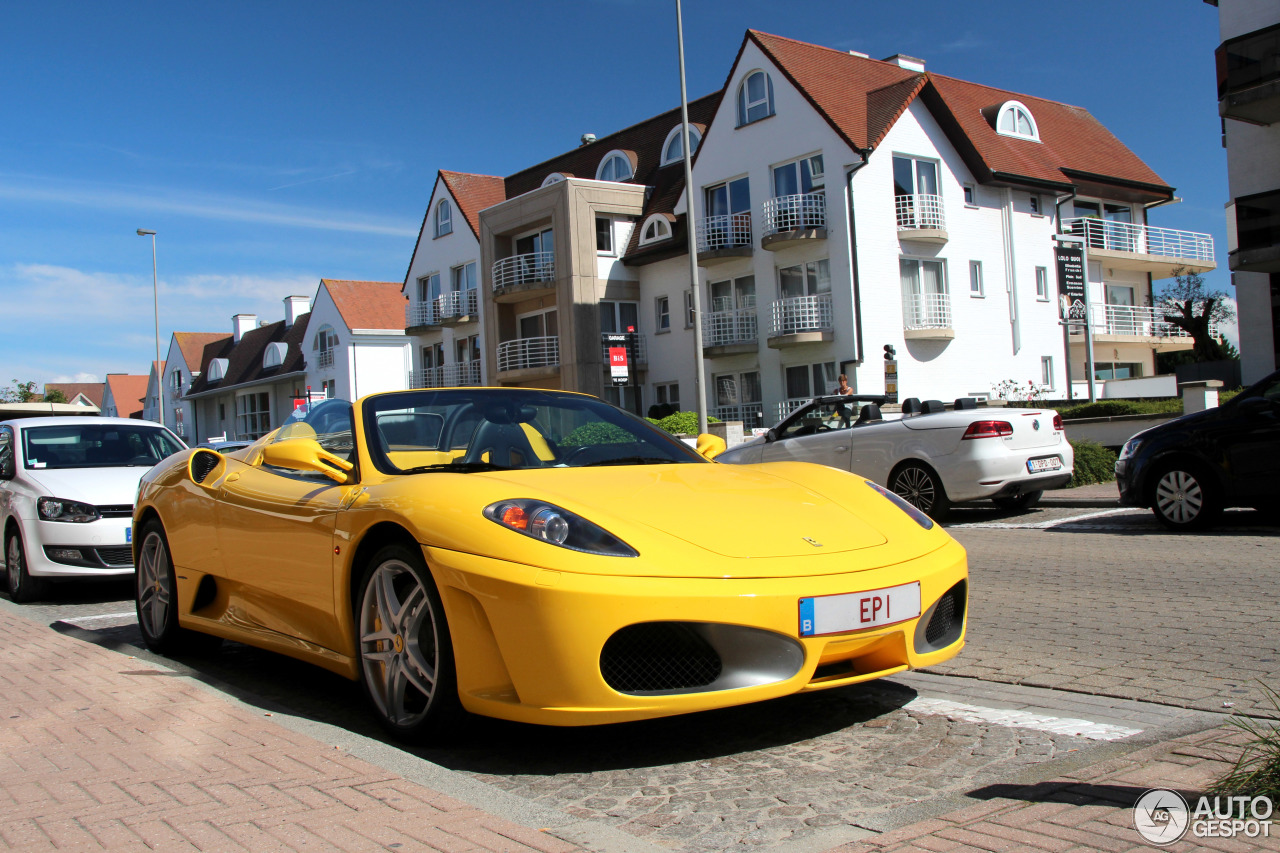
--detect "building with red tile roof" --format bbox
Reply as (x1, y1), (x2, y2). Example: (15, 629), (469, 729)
(42, 382), (104, 408)
(100, 374), (150, 420)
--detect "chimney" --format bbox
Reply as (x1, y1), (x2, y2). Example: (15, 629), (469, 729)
(232, 314), (258, 343)
(283, 295), (310, 328)
(883, 54), (925, 72)
(580, 133), (597, 147)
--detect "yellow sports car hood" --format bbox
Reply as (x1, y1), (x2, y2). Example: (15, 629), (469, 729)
(509, 463), (888, 558)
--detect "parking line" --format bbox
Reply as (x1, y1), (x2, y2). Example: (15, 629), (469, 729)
(949, 508), (1140, 530)
(58, 611), (137, 626)
(905, 696), (1143, 741)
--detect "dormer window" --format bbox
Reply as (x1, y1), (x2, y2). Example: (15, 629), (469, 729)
(995, 100), (1039, 141)
(263, 341), (288, 370)
(737, 70), (775, 126)
(661, 124), (702, 166)
(639, 214), (673, 246)
(541, 173), (568, 187)
(312, 324), (339, 352)
(435, 199), (452, 237)
(207, 358), (229, 383)
(596, 151), (635, 183)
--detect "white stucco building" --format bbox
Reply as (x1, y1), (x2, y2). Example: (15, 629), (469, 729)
(304, 279), (412, 401)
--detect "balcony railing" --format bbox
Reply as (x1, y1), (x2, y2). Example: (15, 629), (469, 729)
(895, 193), (945, 231)
(703, 308), (758, 348)
(770, 293), (832, 336)
(599, 333), (648, 365)
(1074, 304), (1220, 339)
(713, 403), (764, 431)
(316, 349), (335, 369)
(903, 292), (953, 330)
(492, 251), (555, 291)
(496, 336), (559, 372)
(406, 290), (479, 327)
(414, 362), (482, 389)
(1062, 218), (1215, 264)
(777, 398), (812, 421)
(696, 212), (752, 252)
(762, 193), (826, 236)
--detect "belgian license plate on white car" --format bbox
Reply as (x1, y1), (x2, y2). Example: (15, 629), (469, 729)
(1027, 456), (1062, 473)
(798, 581), (921, 637)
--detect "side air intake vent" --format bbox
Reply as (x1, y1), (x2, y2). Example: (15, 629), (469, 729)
(601, 622), (722, 693)
(914, 580), (967, 653)
(190, 450), (222, 484)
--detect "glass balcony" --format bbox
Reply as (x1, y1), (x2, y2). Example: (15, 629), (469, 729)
(1216, 26), (1280, 125)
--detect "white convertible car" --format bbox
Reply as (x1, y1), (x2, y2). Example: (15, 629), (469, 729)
(718, 395), (1074, 518)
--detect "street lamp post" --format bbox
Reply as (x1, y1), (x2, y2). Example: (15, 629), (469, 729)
(136, 229), (164, 427)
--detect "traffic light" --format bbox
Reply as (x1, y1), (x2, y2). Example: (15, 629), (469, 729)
(884, 344), (896, 361)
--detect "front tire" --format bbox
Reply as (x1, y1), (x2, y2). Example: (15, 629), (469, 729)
(357, 544), (459, 743)
(890, 462), (951, 520)
(6, 529), (48, 603)
(1150, 462), (1221, 531)
(135, 520), (218, 653)
(993, 490), (1042, 511)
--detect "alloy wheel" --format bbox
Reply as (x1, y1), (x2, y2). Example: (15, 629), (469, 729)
(137, 531), (172, 641)
(359, 559), (440, 728)
(893, 466), (938, 513)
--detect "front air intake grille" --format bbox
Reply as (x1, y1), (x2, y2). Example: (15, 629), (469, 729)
(97, 505), (134, 518)
(190, 450), (221, 484)
(920, 580), (967, 650)
(925, 590), (956, 645)
(601, 622), (723, 694)
(94, 546), (134, 567)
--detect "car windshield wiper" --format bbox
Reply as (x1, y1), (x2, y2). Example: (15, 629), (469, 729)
(398, 461), (514, 474)
(580, 456), (674, 467)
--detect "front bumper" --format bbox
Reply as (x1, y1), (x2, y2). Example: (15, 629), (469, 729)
(426, 539), (968, 726)
(23, 517), (135, 579)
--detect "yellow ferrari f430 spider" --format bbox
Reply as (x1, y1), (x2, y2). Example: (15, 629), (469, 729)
(133, 388), (968, 741)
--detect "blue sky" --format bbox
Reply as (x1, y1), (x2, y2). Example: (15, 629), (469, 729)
(1, 0), (1228, 389)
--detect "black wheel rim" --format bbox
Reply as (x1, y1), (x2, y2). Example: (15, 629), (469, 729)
(893, 467), (937, 513)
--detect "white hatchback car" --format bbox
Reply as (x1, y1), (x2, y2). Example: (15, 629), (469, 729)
(0, 417), (186, 601)
(718, 395), (1074, 518)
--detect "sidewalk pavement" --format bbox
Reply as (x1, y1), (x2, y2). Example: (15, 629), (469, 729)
(1, 600), (1261, 853)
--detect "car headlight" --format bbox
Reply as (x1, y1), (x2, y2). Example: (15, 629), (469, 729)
(37, 497), (100, 523)
(1118, 438), (1144, 461)
(865, 481), (934, 530)
(484, 499), (638, 556)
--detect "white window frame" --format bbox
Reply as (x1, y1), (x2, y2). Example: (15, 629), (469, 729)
(1035, 266), (1049, 301)
(1029, 194), (1042, 216)
(784, 361), (837, 400)
(737, 69), (774, 126)
(969, 260), (984, 297)
(661, 124), (702, 166)
(450, 262), (477, 292)
(995, 100), (1040, 141)
(963, 183), (977, 207)
(655, 381), (679, 407)
(417, 273), (440, 303)
(639, 214), (673, 246)
(596, 216), (614, 255)
(656, 295), (671, 333)
(541, 173), (567, 187)
(235, 390), (272, 440)
(435, 199), (452, 237)
(1041, 356), (1054, 388)
(595, 150), (634, 183)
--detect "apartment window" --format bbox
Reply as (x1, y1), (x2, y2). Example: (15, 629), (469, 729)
(235, 391), (271, 440)
(169, 371), (183, 393)
(1029, 194), (1041, 215)
(450, 262), (477, 292)
(596, 217), (613, 254)
(1035, 266), (1049, 300)
(996, 100), (1039, 141)
(893, 155), (940, 199)
(599, 301), (639, 334)
(312, 324), (339, 353)
(1041, 356), (1054, 388)
(714, 371), (763, 429)
(602, 385), (643, 416)
(900, 258), (950, 327)
(785, 362), (836, 400)
(218, 403), (225, 421)
(778, 259), (831, 299)
(1094, 362), (1143, 381)
(423, 343), (443, 369)
(969, 261), (984, 297)
(322, 379), (336, 398)
(736, 70), (775, 126)
(418, 273), (441, 303)
(702, 177), (751, 248)
(655, 382), (679, 407)
(456, 334), (480, 364)
(685, 290), (695, 328)
(517, 307), (558, 339)
(596, 151), (634, 182)
(963, 184), (976, 207)
(661, 124), (702, 165)
(435, 199), (452, 237)
(773, 155), (824, 197)
(709, 275), (755, 312)
(656, 296), (671, 332)
(541, 173), (566, 187)
(639, 214), (672, 245)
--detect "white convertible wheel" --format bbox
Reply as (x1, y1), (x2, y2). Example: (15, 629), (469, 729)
(890, 463), (950, 518)
(358, 546), (457, 739)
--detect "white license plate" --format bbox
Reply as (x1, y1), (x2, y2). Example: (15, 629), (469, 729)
(799, 581), (921, 637)
(1027, 456), (1062, 473)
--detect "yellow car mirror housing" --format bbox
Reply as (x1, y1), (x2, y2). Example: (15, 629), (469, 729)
(260, 437), (353, 483)
(695, 432), (727, 461)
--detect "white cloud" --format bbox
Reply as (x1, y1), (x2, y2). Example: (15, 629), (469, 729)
(48, 373), (103, 384)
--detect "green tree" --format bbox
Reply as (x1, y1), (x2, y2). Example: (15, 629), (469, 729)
(0, 380), (41, 403)
(1156, 268), (1236, 362)
(43, 388), (68, 403)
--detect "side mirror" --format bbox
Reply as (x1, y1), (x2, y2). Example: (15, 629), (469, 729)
(1238, 396), (1276, 416)
(261, 438), (354, 483)
(765, 428), (778, 443)
(694, 432), (727, 461)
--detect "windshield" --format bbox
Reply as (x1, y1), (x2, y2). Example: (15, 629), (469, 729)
(363, 389), (705, 474)
(274, 400), (356, 464)
(22, 423), (185, 470)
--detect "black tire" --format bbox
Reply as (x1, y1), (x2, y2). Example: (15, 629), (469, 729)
(135, 520), (220, 654)
(1149, 461), (1222, 531)
(992, 490), (1043, 511)
(890, 462), (951, 520)
(6, 529), (49, 603)
(356, 544), (460, 743)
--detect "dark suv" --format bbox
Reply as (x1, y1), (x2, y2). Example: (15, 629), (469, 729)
(1115, 370), (1280, 530)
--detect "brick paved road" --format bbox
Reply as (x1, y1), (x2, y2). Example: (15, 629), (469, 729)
(934, 514), (1280, 718)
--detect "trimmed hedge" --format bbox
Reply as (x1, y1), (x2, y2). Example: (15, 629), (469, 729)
(562, 422), (634, 445)
(653, 411), (719, 436)
(1068, 439), (1117, 487)
(1058, 398), (1183, 420)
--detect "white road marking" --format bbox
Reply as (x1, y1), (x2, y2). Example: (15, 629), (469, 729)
(948, 508), (1141, 530)
(905, 696), (1142, 741)
(59, 611), (137, 626)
